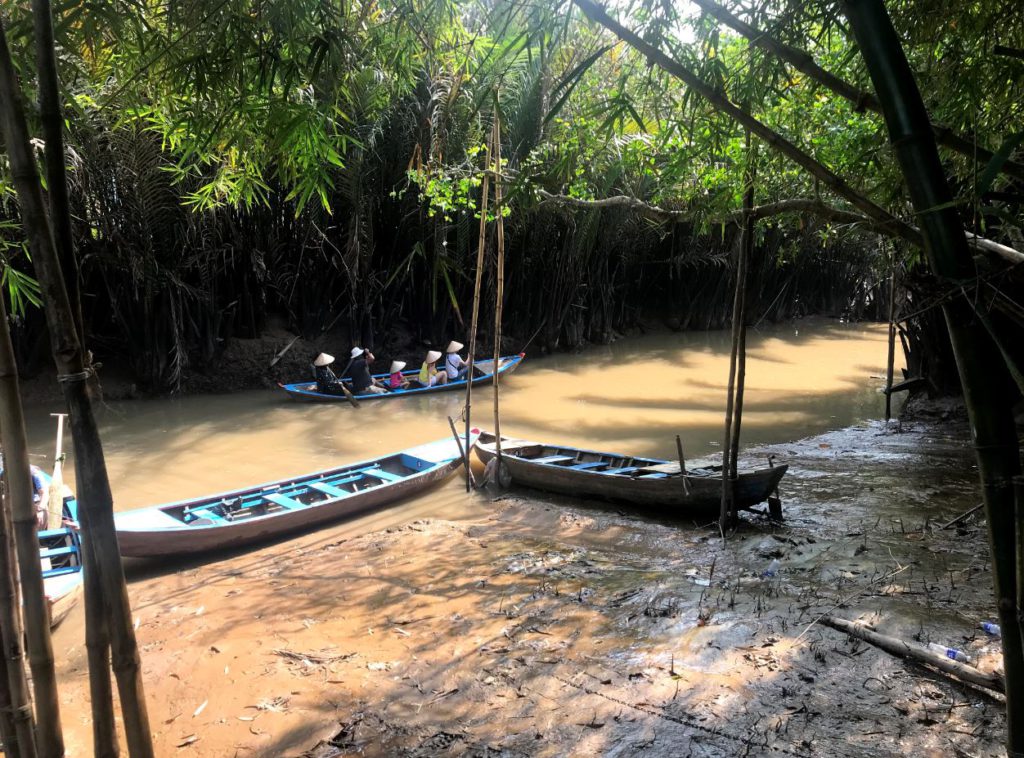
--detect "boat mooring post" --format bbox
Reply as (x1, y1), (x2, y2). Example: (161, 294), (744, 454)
(492, 112), (506, 478)
(463, 109), (494, 491)
(675, 435), (691, 496)
(448, 416), (476, 490)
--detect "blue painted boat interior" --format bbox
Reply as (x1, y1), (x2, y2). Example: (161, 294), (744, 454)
(168, 452), (440, 527)
(39, 497), (83, 579)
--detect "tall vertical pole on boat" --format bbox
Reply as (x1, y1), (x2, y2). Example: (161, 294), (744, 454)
(884, 245), (897, 422)
(492, 109), (505, 469)
(464, 111), (494, 489)
(721, 133), (754, 535)
(47, 412), (67, 527)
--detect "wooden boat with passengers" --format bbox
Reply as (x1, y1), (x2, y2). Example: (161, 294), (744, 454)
(475, 432), (787, 517)
(278, 354), (525, 402)
(114, 433), (479, 558)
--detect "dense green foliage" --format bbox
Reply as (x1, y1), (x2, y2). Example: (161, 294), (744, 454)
(0, 0), (1020, 389)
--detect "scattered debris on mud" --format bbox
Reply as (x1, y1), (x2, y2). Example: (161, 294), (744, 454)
(54, 417), (1005, 756)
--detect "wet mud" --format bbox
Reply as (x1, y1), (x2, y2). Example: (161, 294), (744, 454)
(52, 416), (1005, 757)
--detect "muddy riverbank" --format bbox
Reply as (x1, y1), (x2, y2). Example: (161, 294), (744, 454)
(51, 416), (1004, 757)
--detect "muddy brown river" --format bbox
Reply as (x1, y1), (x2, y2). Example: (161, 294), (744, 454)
(22, 317), (898, 524)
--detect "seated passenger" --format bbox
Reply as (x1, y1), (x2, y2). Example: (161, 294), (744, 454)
(31, 465), (47, 529)
(349, 348), (387, 395)
(445, 341), (469, 381)
(312, 353), (351, 395)
(417, 350), (447, 387)
(388, 360), (410, 390)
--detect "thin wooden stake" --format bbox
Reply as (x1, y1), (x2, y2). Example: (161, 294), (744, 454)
(464, 115), (493, 489)
(492, 113), (505, 469)
(884, 246), (897, 422)
(675, 435), (691, 496)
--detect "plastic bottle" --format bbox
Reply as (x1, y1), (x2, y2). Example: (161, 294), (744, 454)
(761, 559), (781, 578)
(980, 622), (1001, 637)
(928, 642), (973, 664)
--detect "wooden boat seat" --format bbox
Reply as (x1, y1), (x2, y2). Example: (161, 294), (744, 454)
(264, 492), (306, 510)
(42, 565), (81, 579)
(530, 455), (575, 465)
(186, 507), (222, 522)
(570, 461), (608, 470)
(364, 468), (403, 483)
(39, 544), (79, 560)
(635, 472), (669, 479)
(602, 467), (638, 475)
(309, 481), (348, 498)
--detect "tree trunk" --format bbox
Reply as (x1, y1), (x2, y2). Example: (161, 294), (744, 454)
(0, 293), (64, 756)
(841, 2), (1024, 753)
(0, 18), (154, 757)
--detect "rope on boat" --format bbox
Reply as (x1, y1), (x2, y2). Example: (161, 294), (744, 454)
(552, 673), (814, 757)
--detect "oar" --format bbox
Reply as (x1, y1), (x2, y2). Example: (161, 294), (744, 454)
(46, 413), (68, 527)
(334, 356), (359, 408)
(676, 435), (691, 497)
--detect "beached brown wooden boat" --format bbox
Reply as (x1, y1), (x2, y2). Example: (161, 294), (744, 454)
(475, 432), (787, 516)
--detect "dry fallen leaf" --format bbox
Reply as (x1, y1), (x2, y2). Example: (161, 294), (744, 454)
(176, 734), (198, 748)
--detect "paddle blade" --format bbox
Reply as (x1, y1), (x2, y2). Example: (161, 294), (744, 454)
(46, 461), (65, 529)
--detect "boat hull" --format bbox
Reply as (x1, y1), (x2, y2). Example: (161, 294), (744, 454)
(475, 433), (786, 516)
(279, 355), (524, 402)
(115, 436), (475, 558)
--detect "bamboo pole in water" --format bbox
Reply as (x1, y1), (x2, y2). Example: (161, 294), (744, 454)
(492, 115), (505, 466)
(464, 120), (493, 488)
(0, 479), (37, 758)
(841, 1), (1023, 752)
(0, 20), (153, 757)
(0, 293), (64, 756)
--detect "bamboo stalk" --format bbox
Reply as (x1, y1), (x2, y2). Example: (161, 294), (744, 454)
(0, 476), (37, 758)
(841, 1), (1024, 752)
(821, 615), (1004, 692)
(688, 0), (1024, 182)
(0, 19), (153, 757)
(572, 0), (922, 249)
(32, 0), (85, 342)
(0, 638), (19, 753)
(492, 113), (505, 468)
(464, 118), (493, 489)
(0, 292), (64, 756)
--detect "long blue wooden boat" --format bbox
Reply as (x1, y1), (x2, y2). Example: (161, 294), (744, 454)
(278, 354), (525, 402)
(475, 432), (787, 517)
(114, 433), (479, 558)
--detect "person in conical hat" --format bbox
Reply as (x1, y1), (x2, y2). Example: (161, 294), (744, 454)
(349, 347), (387, 395)
(387, 360), (409, 390)
(311, 352), (351, 396)
(444, 340), (468, 381)
(417, 349), (447, 388)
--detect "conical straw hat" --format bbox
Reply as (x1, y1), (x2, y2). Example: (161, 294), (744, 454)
(390, 360), (407, 373)
(425, 350), (442, 363)
(313, 353), (334, 367)
(446, 341), (464, 353)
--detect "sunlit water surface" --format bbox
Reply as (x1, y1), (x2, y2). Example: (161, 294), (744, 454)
(22, 318), (900, 540)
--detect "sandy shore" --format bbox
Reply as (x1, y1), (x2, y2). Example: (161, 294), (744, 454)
(52, 417), (1006, 757)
